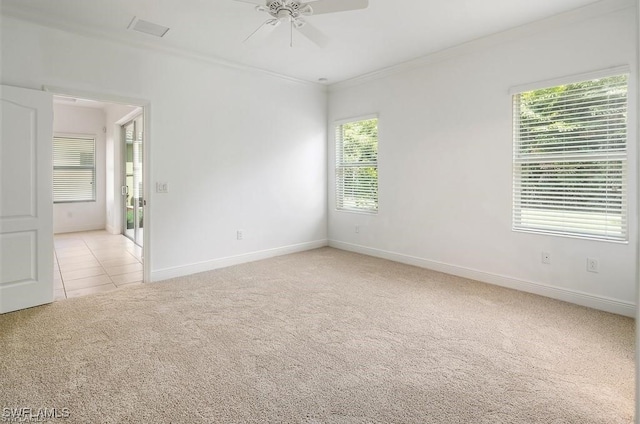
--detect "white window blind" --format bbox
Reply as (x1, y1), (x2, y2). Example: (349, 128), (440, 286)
(53, 136), (96, 203)
(335, 117), (378, 213)
(513, 74), (628, 241)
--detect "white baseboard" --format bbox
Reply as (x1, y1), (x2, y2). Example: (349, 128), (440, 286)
(151, 239), (329, 282)
(329, 240), (636, 318)
(105, 225), (119, 235)
(54, 224), (105, 234)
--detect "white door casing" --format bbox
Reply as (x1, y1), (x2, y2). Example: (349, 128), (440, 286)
(0, 85), (54, 314)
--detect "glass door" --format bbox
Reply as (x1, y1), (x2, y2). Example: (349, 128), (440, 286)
(122, 114), (143, 247)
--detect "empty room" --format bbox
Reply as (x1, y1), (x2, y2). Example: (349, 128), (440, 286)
(0, 0), (637, 423)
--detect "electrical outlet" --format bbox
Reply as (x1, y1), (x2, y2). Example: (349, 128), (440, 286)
(236, 230), (244, 241)
(355, 225), (360, 234)
(541, 252), (551, 264)
(587, 258), (599, 273)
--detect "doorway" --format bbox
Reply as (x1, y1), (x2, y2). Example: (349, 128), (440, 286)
(122, 114), (144, 247)
(49, 93), (148, 300)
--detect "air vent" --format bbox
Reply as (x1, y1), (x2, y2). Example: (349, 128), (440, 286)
(127, 17), (170, 38)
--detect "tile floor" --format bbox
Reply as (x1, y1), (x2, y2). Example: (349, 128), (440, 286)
(54, 230), (143, 300)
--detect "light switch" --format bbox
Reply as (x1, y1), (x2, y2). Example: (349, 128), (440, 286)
(156, 182), (169, 193)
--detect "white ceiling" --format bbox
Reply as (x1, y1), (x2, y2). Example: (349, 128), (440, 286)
(2, 0), (604, 84)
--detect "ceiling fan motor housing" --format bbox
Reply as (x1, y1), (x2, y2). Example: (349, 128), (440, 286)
(266, 0), (311, 20)
(241, 0), (369, 47)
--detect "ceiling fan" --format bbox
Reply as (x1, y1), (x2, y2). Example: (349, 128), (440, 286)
(234, 0), (369, 47)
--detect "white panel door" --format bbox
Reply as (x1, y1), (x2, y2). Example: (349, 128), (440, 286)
(0, 85), (53, 314)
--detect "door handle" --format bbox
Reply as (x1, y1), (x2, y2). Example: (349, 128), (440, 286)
(121, 186), (129, 196)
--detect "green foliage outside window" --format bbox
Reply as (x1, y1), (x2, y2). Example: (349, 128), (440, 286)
(336, 118), (378, 212)
(514, 74), (627, 240)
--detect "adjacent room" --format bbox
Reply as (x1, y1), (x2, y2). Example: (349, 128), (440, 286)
(51, 98), (144, 299)
(0, 0), (637, 422)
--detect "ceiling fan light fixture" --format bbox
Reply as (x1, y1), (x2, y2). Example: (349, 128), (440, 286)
(236, 0), (368, 47)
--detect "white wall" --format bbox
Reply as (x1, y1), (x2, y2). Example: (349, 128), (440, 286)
(52, 103), (106, 233)
(1, 15), (328, 280)
(328, 3), (638, 316)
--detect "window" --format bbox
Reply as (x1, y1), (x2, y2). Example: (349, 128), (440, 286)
(53, 136), (96, 203)
(335, 117), (378, 213)
(512, 73), (628, 241)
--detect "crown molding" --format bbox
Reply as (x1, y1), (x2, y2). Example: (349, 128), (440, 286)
(329, 0), (636, 92)
(0, 4), (321, 89)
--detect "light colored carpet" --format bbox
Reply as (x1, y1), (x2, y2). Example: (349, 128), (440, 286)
(0, 247), (634, 423)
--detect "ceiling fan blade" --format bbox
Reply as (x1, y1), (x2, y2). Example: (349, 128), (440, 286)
(233, 0), (267, 5)
(304, 0), (368, 15)
(243, 19), (281, 44)
(295, 21), (329, 47)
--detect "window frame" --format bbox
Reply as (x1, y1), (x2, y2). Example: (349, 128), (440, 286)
(510, 68), (630, 242)
(334, 114), (379, 214)
(53, 134), (97, 204)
